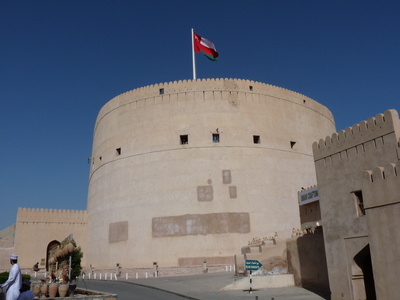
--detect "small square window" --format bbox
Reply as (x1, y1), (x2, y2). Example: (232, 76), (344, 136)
(212, 133), (220, 143)
(290, 141), (296, 149)
(116, 148), (121, 155)
(159, 88), (164, 95)
(253, 135), (260, 144)
(180, 135), (188, 145)
(249, 86), (253, 91)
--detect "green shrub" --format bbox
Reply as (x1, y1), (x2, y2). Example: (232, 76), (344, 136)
(70, 240), (83, 282)
(0, 272), (8, 284)
(0, 272), (30, 284)
(22, 274), (31, 281)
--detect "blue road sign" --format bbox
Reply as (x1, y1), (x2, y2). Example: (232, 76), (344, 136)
(245, 259), (262, 271)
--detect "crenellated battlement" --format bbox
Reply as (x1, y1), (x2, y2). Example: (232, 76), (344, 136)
(115, 78), (307, 99)
(364, 161), (400, 183)
(362, 161), (400, 209)
(313, 109), (400, 161)
(95, 78), (332, 127)
(17, 207), (88, 224)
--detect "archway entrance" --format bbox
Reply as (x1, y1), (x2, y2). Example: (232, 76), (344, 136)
(46, 240), (60, 271)
(353, 244), (376, 300)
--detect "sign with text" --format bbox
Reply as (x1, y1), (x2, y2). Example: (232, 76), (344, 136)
(299, 186), (319, 205)
(245, 259), (262, 271)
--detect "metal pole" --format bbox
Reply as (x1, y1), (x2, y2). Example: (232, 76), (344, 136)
(249, 270), (252, 294)
(234, 255), (238, 277)
(191, 28), (196, 80)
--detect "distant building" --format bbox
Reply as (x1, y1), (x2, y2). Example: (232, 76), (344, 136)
(313, 109), (400, 300)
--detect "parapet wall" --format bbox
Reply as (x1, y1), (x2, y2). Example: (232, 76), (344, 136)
(96, 78), (334, 130)
(17, 208), (87, 224)
(313, 109), (400, 162)
(363, 161), (400, 209)
(361, 160), (400, 300)
(365, 161), (400, 183)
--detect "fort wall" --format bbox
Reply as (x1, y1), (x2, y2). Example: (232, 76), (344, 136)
(87, 78), (336, 269)
(13, 208), (88, 269)
(95, 78), (333, 128)
(313, 109), (400, 162)
(313, 109), (400, 300)
(361, 161), (400, 299)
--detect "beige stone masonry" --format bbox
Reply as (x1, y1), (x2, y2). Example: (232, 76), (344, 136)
(14, 208), (88, 269)
(313, 109), (400, 161)
(87, 78), (335, 268)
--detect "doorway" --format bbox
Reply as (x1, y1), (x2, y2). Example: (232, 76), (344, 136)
(353, 244), (376, 300)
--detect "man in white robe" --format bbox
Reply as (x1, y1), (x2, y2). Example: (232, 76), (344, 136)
(1, 254), (22, 300)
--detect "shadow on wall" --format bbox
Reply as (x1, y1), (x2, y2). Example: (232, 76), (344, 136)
(353, 244), (376, 300)
(287, 232), (330, 299)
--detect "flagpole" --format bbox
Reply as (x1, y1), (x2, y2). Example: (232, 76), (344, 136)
(191, 28), (196, 80)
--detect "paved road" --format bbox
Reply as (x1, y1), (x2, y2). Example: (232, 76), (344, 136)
(77, 272), (330, 300)
(77, 280), (191, 300)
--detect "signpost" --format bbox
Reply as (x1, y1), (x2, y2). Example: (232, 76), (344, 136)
(245, 260), (262, 271)
(245, 260), (262, 294)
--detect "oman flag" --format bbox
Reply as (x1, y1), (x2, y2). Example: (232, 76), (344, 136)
(193, 32), (219, 61)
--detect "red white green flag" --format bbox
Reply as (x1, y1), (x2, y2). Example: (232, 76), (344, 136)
(193, 32), (219, 61)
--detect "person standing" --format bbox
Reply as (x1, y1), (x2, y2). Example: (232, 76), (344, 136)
(0, 254), (22, 300)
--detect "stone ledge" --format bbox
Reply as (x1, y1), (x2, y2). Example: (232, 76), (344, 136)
(221, 274), (295, 290)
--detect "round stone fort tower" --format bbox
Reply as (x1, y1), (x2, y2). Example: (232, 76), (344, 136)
(87, 78), (335, 268)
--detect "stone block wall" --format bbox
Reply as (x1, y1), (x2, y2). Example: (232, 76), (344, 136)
(13, 208), (88, 269)
(313, 109), (400, 300)
(87, 78), (336, 268)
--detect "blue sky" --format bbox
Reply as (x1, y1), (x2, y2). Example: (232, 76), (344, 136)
(1, 1), (399, 230)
